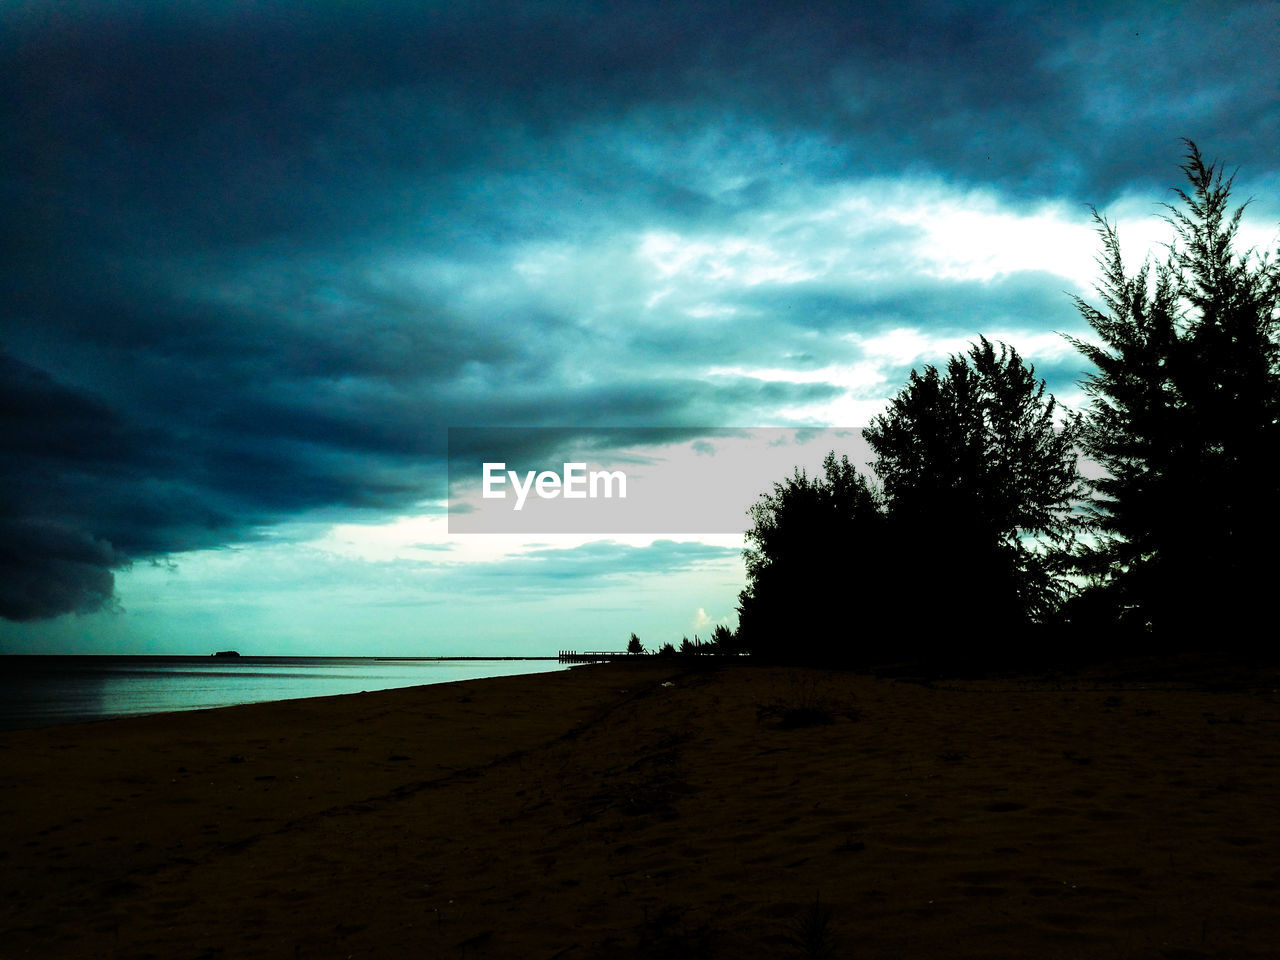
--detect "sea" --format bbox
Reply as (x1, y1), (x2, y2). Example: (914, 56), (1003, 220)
(0, 656), (570, 731)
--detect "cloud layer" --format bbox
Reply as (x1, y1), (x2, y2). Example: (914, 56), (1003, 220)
(3, 1), (1277, 619)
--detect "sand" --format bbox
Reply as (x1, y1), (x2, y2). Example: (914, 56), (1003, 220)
(3, 659), (1279, 958)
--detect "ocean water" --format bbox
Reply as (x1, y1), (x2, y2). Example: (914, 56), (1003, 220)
(0, 657), (569, 731)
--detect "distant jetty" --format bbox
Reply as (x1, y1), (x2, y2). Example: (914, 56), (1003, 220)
(211, 650), (241, 658)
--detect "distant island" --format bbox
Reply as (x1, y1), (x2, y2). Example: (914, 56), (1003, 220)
(211, 650), (241, 658)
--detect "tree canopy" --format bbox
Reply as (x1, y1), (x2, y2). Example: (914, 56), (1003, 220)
(863, 336), (1085, 630)
(1067, 141), (1280, 640)
(738, 341), (1082, 664)
(736, 142), (1276, 665)
(736, 452), (890, 664)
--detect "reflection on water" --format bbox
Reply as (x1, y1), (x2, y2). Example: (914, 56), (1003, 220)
(0, 657), (568, 731)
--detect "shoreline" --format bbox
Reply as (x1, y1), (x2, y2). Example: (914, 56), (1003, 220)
(0, 656), (576, 733)
(3, 660), (1279, 957)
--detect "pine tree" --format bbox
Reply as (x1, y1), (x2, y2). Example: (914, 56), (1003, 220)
(1065, 215), (1187, 630)
(1068, 141), (1280, 640)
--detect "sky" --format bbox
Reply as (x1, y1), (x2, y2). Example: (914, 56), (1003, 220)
(2, 0), (1277, 655)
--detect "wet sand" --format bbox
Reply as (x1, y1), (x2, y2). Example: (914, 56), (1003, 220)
(3, 660), (1279, 958)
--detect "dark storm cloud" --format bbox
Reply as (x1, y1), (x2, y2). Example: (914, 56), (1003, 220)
(0, 519), (121, 621)
(3, 0), (1275, 618)
(6, 1), (1272, 242)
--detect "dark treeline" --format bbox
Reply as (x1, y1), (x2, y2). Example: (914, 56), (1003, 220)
(735, 142), (1280, 669)
(624, 626), (736, 657)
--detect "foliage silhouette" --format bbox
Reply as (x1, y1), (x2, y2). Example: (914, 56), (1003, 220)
(709, 623), (734, 653)
(627, 632), (645, 655)
(737, 143), (1274, 665)
(737, 451), (892, 664)
(863, 336), (1085, 634)
(1066, 141), (1280, 642)
(739, 341), (1083, 665)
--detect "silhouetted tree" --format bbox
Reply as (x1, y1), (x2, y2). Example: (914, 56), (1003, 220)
(1067, 141), (1280, 641)
(657, 641), (676, 656)
(710, 623), (733, 652)
(627, 632), (645, 655)
(737, 451), (892, 664)
(705, 623), (743, 656)
(679, 635), (694, 655)
(863, 337), (1085, 635)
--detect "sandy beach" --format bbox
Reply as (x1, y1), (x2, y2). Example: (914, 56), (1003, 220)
(3, 659), (1279, 958)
